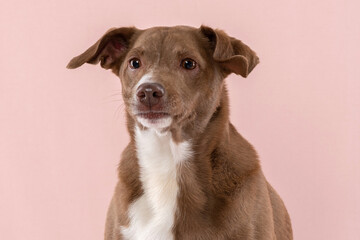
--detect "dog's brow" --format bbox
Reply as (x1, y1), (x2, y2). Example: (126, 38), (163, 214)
(128, 47), (145, 57)
(176, 49), (197, 58)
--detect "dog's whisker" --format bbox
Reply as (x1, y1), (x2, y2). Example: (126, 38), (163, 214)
(105, 92), (122, 98)
(102, 91), (123, 101)
(102, 99), (124, 104)
(113, 103), (126, 120)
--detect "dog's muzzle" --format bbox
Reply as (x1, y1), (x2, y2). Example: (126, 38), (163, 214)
(134, 83), (172, 129)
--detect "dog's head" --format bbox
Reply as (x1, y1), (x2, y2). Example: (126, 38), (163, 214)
(67, 26), (259, 139)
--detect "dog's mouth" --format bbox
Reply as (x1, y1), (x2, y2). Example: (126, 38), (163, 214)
(136, 112), (170, 120)
(135, 111), (172, 130)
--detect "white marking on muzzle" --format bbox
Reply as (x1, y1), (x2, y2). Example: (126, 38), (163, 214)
(137, 117), (172, 131)
(135, 72), (154, 91)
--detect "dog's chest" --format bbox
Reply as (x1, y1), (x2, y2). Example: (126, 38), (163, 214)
(120, 128), (191, 240)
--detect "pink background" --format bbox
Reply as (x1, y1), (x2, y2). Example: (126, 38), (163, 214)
(1, 0), (359, 239)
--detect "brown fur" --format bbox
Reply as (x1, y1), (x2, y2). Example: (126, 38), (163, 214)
(68, 25), (293, 239)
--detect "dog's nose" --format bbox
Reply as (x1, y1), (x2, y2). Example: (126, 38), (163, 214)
(136, 83), (165, 108)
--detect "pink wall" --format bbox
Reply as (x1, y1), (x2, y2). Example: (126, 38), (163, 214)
(1, 0), (359, 239)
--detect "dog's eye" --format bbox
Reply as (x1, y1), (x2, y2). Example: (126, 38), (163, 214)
(129, 58), (141, 69)
(181, 58), (197, 70)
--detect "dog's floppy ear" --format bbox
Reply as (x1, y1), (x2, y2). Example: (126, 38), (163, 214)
(200, 25), (259, 78)
(67, 27), (138, 71)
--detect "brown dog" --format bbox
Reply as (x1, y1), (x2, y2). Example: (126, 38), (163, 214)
(67, 25), (293, 240)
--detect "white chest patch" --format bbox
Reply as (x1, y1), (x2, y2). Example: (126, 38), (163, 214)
(120, 126), (192, 240)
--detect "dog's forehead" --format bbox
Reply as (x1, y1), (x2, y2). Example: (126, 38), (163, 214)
(132, 26), (202, 52)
